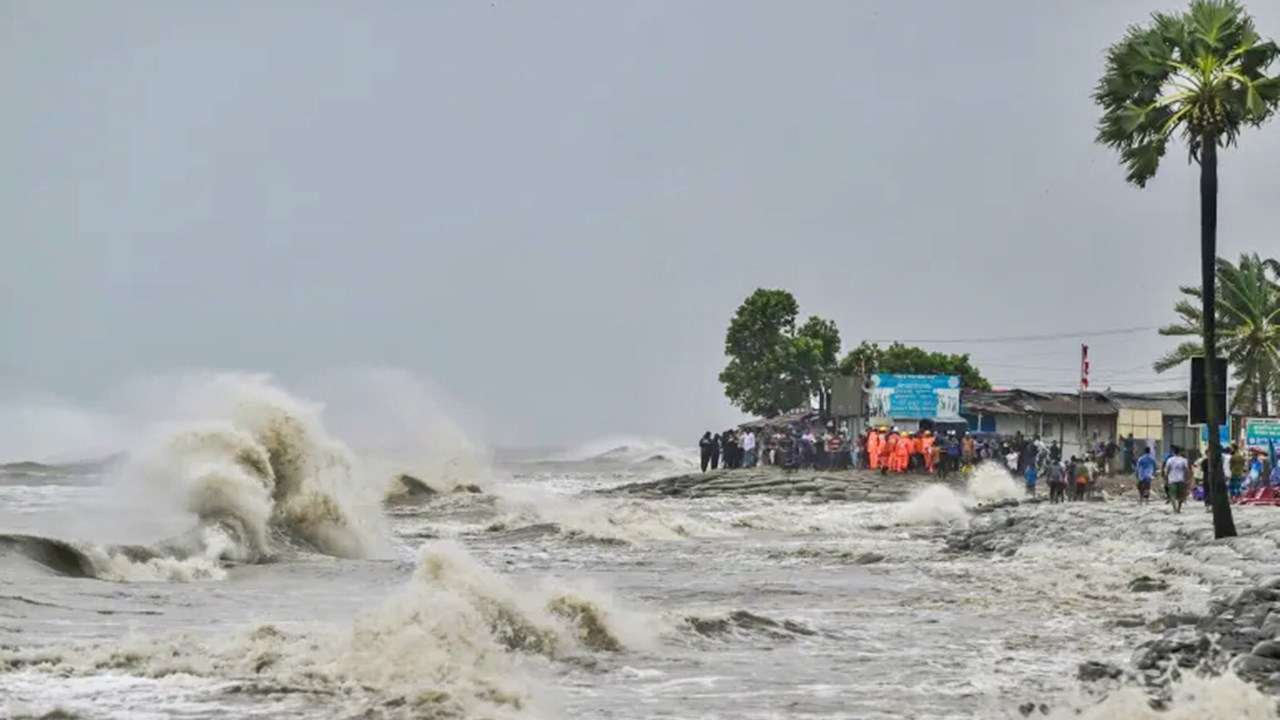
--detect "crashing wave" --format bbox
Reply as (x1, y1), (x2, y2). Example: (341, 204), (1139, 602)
(0, 383), (397, 582)
(0, 542), (640, 717)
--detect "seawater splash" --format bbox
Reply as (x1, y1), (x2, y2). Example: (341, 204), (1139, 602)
(0, 374), (399, 581)
(967, 462), (1024, 503)
(894, 484), (972, 526)
(120, 384), (390, 563)
(892, 463), (1021, 527)
(1030, 672), (1279, 719)
(0, 542), (641, 718)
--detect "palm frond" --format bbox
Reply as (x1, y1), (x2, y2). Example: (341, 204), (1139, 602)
(1154, 341), (1204, 372)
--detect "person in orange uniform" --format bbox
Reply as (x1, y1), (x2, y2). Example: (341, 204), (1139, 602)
(882, 430), (897, 475)
(894, 432), (912, 473)
(867, 429), (881, 470)
(921, 431), (936, 473)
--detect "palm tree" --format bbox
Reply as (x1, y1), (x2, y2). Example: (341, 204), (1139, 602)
(1154, 254), (1280, 416)
(1095, 0), (1280, 539)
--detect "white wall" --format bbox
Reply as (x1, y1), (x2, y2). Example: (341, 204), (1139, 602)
(981, 413), (1116, 457)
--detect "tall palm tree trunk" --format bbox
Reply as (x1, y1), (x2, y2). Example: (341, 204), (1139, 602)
(1201, 136), (1237, 539)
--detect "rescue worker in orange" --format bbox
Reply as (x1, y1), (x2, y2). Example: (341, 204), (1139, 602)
(881, 430), (898, 475)
(921, 431), (936, 473)
(893, 432), (912, 473)
(867, 429), (881, 470)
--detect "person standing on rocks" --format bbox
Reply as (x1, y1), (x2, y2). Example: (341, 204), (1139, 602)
(742, 429), (757, 469)
(866, 429), (881, 471)
(710, 433), (722, 470)
(1135, 446), (1158, 504)
(1073, 457), (1093, 502)
(1047, 460), (1066, 503)
(699, 432), (714, 473)
(1163, 446), (1189, 513)
(1228, 444), (1247, 498)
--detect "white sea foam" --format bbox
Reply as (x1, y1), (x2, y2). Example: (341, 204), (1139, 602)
(893, 484), (972, 526)
(0, 542), (645, 718)
(966, 462), (1023, 502)
(1036, 672), (1278, 719)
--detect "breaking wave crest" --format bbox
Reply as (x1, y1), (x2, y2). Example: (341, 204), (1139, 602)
(488, 493), (730, 546)
(0, 375), (407, 581)
(0, 542), (640, 718)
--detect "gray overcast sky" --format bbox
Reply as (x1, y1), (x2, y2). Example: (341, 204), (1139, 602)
(3, 0), (1279, 450)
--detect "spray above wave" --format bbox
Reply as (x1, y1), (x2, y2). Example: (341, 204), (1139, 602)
(124, 386), (390, 563)
(0, 375), (406, 581)
(893, 463), (1022, 527)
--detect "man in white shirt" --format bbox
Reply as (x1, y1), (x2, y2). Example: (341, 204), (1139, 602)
(743, 431), (757, 469)
(1164, 447), (1190, 513)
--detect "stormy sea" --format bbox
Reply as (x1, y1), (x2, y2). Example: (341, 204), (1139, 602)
(2, 374), (1279, 719)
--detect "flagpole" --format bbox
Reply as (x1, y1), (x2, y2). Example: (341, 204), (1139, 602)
(1079, 344), (1088, 458)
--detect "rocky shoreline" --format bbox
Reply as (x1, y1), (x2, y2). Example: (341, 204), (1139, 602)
(946, 498), (1280, 713)
(609, 465), (1280, 710)
(597, 467), (963, 502)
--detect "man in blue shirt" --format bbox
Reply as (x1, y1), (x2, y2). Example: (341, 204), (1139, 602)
(1135, 446), (1158, 504)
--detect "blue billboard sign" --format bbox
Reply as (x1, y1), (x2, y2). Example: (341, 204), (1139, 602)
(867, 374), (962, 420)
(1200, 424), (1230, 446)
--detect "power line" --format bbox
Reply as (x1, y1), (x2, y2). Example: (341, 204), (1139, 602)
(864, 326), (1161, 345)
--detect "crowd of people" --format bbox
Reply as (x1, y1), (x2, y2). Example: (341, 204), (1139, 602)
(699, 425), (1040, 477)
(697, 425), (1280, 515)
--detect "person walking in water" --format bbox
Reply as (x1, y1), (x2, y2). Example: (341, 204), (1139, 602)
(1164, 446), (1189, 513)
(699, 432), (714, 473)
(1135, 446), (1158, 504)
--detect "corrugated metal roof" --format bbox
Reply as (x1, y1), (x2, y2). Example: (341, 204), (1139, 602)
(961, 389), (1116, 416)
(1102, 391), (1188, 416)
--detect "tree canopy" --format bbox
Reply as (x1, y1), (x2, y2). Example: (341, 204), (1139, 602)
(1094, 0), (1280, 187)
(1154, 253), (1280, 415)
(718, 289), (841, 418)
(838, 341), (991, 390)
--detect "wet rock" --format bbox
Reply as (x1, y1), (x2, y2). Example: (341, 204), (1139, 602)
(1158, 614), (1201, 630)
(1078, 661), (1123, 682)
(1132, 627), (1207, 671)
(1233, 654), (1280, 678)
(1129, 576), (1170, 593)
(1236, 588), (1280, 605)
(971, 498), (1019, 515)
(852, 552), (885, 566)
(1112, 615), (1145, 629)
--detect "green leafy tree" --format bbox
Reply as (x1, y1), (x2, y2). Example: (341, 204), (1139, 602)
(1154, 254), (1280, 415)
(1095, 0), (1280, 538)
(792, 317), (842, 413)
(719, 290), (841, 417)
(838, 341), (991, 390)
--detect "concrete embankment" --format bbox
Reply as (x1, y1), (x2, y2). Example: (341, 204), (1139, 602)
(596, 468), (966, 502)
